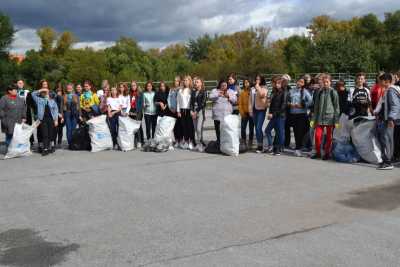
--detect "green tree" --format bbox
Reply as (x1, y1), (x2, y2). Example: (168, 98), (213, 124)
(187, 34), (214, 62)
(37, 27), (57, 54)
(55, 31), (77, 56)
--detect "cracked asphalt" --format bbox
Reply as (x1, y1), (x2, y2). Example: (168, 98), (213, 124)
(1, 144), (400, 267)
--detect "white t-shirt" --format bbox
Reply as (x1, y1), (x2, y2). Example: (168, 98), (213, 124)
(107, 97), (122, 111)
(119, 95), (131, 113)
(177, 88), (192, 112)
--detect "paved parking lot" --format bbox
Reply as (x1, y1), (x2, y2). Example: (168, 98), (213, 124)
(1, 143), (400, 266)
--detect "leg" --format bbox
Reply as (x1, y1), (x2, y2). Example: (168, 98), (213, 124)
(314, 125), (324, 157)
(241, 116), (249, 141)
(264, 118), (276, 148)
(277, 117), (286, 152)
(64, 112), (72, 145)
(5, 133), (13, 146)
(255, 110), (266, 147)
(144, 114), (151, 140)
(248, 116), (255, 142)
(199, 110), (205, 145)
(151, 115), (157, 139)
(214, 120), (221, 144)
(324, 125), (334, 156)
(285, 114), (292, 148)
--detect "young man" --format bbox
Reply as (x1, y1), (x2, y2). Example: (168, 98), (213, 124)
(374, 73), (400, 170)
(310, 74), (340, 160)
(349, 73), (371, 119)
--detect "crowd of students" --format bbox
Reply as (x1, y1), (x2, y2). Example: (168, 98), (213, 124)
(0, 72), (399, 170)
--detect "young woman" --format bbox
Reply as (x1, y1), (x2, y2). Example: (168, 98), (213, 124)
(99, 85), (111, 114)
(129, 81), (144, 148)
(97, 80), (109, 98)
(310, 74), (340, 160)
(155, 81), (170, 117)
(286, 77), (312, 156)
(265, 76), (287, 155)
(168, 76), (183, 147)
(177, 75), (195, 150)
(335, 80), (349, 115)
(32, 80), (59, 156)
(107, 86), (122, 150)
(75, 84), (83, 97)
(249, 75), (268, 153)
(54, 84), (65, 147)
(142, 81), (157, 140)
(63, 83), (80, 148)
(227, 73), (240, 115)
(0, 85), (26, 147)
(238, 78), (254, 148)
(209, 80), (237, 145)
(80, 80), (100, 121)
(118, 82), (130, 116)
(191, 77), (207, 152)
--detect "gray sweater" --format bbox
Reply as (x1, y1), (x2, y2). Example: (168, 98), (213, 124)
(0, 95), (27, 135)
(209, 89), (237, 121)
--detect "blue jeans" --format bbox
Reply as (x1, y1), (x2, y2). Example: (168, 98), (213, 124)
(265, 116), (285, 151)
(64, 111), (78, 145)
(253, 109), (266, 146)
(5, 133), (13, 146)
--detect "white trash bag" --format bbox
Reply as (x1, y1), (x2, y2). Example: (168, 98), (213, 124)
(220, 115), (240, 156)
(87, 115), (113, 152)
(4, 121), (40, 159)
(153, 116), (176, 146)
(117, 116), (141, 152)
(333, 113), (353, 142)
(350, 117), (382, 164)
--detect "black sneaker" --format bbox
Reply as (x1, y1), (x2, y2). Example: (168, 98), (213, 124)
(311, 154), (321, 159)
(256, 146), (263, 153)
(322, 155), (330, 161)
(273, 151), (281, 156)
(41, 149), (49, 156)
(377, 163), (394, 170)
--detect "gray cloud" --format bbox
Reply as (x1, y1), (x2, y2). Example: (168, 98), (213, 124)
(2, 0), (400, 53)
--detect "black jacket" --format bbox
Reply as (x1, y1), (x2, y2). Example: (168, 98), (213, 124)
(154, 90), (169, 116)
(190, 90), (207, 113)
(269, 90), (288, 118)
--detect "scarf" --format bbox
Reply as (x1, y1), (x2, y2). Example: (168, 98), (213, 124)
(83, 91), (92, 100)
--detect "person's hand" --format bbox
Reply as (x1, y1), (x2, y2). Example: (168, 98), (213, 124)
(54, 120), (58, 127)
(267, 114), (273, 120)
(191, 112), (197, 120)
(21, 119), (26, 123)
(310, 121), (315, 128)
(79, 116), (83, 121)
(61, 118), (64, 124)
(219, 90), (224, 96)
(249, 111), (253, 118)
(335, 123), (340, 129)
(177, 112), (181, 118)
(388, 120), (395, 128)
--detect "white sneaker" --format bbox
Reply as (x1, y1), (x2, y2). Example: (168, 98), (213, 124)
(174, 142), (179, 148)
(294, 150), (302, 157)
(188, 142), (194, 150)
(182, 142), (189, 150)
(197, 144), (204, 153)
(136, 143), (142, 149)
(168, 145), (175, 151)
(179, 141), (186, 149)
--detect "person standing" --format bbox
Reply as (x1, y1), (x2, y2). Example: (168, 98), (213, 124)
(54, 84), (65, 147)
(177, 76), (195, 150)
(348, 73), (371, 119)
(16, 79), (35, 145)
(249, 75), (268, 153)
(155, 81), (170, 117)
(80, 80), (100, 121)
(227, 73), (240, 115)
(374, 73), (400, 170)
(63, 83), (80, 148)
(209, 80), (237, 145)
(0, 85), (26, 147)
(191, 77), (207, 152)
(142, 81), (157, 141)
(310, 74), (340, 160)
(32, 84), (59, 156)
(168, 76), (182, 147)
(107, 87), (122, 150)
(238, 78), (254, 148)
(129, 81), (144, 148)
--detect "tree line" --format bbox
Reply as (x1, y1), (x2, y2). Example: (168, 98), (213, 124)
(0, 10), (399, 90)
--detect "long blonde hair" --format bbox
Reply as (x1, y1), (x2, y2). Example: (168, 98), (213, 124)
(182, 75), (193, 89)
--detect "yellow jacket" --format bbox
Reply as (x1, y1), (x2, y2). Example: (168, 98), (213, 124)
(238, 88), (251, 116)
(80, 93), (100, 109)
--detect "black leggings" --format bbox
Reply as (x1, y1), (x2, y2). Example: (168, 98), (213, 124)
(180, 109), (194, 143)
(144, 114), (157, 140)
(39, 119), (55, 150)
(55, 117), (64, 144)
(285, 113), (309, 150)
(214, 120), (221, 144)
(108, 112), (120, 146)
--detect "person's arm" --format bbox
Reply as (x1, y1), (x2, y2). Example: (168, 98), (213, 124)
(279, 91), (288, 115)
(31, 90), (40, 103)
(199, 91), (207, 112)
(209, 89), (219, 101)
(387, 89), (400, 127)
(228, 90), (237, 105)
(304, 90), (313, 108)
(311, 91), (320, 124)
(0, 97), (5, 119)
(333, 90), (340, 124)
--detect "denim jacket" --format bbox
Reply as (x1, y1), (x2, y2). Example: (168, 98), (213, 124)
(32, 91), (59, 121)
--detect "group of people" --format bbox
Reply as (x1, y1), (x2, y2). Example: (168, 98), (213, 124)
(1, 71), (400, 170)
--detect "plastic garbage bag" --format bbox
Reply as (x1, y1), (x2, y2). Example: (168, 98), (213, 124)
(153, 116), (176, 148)
(220, 115), (240, 156)
(332, 140), (360, 163)
(333, 114), (353, 142)
(5, 121), (40, 159)
(117, 116), (141, 151)
(87, 115), (113, 152)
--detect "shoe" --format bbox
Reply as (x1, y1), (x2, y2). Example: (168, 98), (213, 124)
(256, 146), (263, 153)
(137, 143), (142, 149)
(322, 155), (330, 161)
(179, 141), (186, 149)
(182, 142), (189, 150)
(197, 144), (204, 153)
(294, 150), (302, 157)
(168, 145), (174, 151)
(263, 146), (273, 154)
(50, 146), (56, 153)
(273, 151), (281, 156)
(41, 149), (49, 156)
(174, 142), (179, 148)
(311, 154), (321, 159)
(377, 163), (394, 170)
(188, 143), (194, 150)
(248, 140), (253, 149)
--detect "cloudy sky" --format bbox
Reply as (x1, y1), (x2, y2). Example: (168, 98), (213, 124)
(2, 0), (399, 54)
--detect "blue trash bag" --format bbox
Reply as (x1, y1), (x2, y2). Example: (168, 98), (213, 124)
(332, 141), (361, 163)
